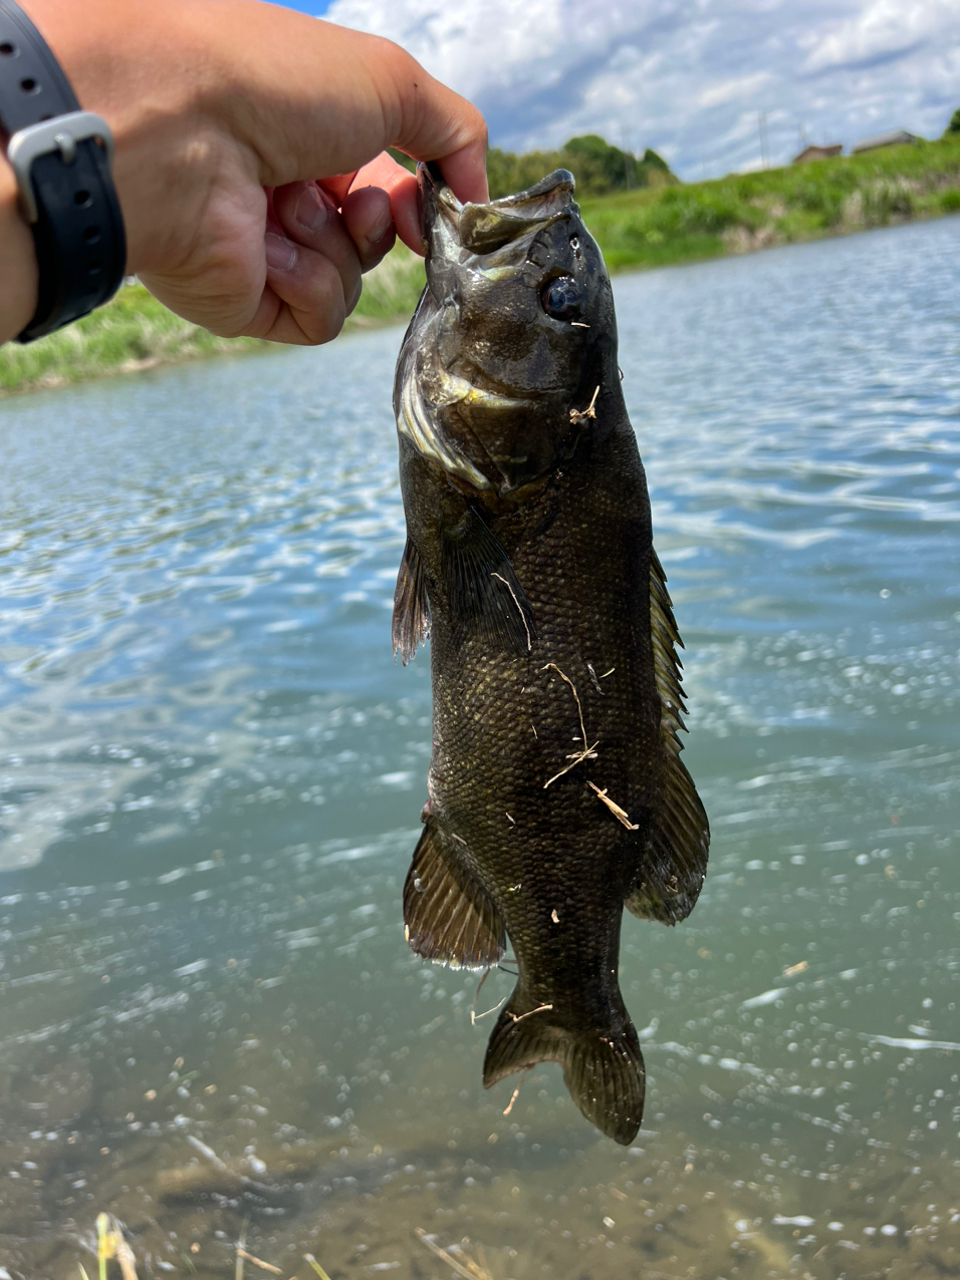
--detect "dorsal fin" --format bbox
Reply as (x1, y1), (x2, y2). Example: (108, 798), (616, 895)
(403, 819), (506, 970)
(626, 551), (709, 924)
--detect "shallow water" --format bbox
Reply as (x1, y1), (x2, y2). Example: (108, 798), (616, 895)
(1, 217), (958, 1279)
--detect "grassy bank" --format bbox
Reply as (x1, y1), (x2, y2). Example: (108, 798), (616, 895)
(0, 246), (427, 398)
(3, 135), (958, 397)
(580, 134), (960, 270)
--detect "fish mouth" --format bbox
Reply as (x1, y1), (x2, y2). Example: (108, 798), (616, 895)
(420, 161), (577, 260)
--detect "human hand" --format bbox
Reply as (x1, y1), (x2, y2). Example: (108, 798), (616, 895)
(1, 0), (488, 345)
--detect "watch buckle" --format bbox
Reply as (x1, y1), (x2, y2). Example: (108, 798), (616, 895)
(7, 110), (115, 224)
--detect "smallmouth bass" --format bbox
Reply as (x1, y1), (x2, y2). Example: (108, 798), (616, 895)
(392, 164), (709, 1145)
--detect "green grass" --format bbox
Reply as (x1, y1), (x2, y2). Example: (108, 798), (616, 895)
(580, 134), (960, 271)
(0, 283), (270, 397)
(0, 246), (427, 398)
(3, 134), (958, 398)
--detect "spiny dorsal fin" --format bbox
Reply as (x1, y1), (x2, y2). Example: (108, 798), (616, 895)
(626, 550), (709, 924)
(440, 508), (537, 657)
(392, 537), (430, 664)
(403, 819), (506, 970)
(482, 990), (645, 1146)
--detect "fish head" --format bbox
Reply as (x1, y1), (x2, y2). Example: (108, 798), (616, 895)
(394, 163), (620, 497)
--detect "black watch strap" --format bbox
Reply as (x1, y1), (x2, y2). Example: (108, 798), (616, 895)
(0, 0), (126, 343)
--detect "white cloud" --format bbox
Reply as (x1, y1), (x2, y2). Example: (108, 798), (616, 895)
(698, 71), (774, 109)
(324, 0), (960, 178)
(802, 0), (956, 72)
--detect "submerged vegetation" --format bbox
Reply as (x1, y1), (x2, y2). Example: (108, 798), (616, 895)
(2, 132), (959, 396)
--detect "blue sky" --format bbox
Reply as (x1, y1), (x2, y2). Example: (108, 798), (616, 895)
(276, 0), (960, 179)
(278, 0), (333, 11)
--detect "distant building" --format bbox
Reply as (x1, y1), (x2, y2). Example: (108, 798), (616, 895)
(852, 130), (921, 154)
(792, 144), (843, 164)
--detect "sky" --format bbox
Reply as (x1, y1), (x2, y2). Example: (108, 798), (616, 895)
(279, 0), (960, 180)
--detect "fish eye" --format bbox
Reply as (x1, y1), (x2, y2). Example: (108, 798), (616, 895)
(540, 275), (582, 322)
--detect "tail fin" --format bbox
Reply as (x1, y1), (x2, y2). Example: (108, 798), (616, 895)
(481, 991), (645, 1145)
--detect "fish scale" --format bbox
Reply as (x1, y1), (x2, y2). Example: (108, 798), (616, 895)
(392, 163), (709, 1144)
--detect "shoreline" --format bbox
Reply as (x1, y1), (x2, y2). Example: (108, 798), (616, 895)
(3, 137), (958, 399)
(0, 246), (427, 400)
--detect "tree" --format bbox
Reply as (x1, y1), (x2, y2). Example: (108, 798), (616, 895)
(947, 108), (960, 135)
(394, 138), (678, 201)
(487, 136), (677, 199)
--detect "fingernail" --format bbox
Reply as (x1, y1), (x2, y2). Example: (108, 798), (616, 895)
(366, 208), (393, 247)
(265, 232), (297, 272)
(295, 184), (333, 235)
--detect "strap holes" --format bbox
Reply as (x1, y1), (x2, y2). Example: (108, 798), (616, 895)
(87, 263), (103, 278)
(74, 189), (91, 207)
(0, 41), (17, 55)
(19, 76), (39, 93)
(83, 226), (102, 244)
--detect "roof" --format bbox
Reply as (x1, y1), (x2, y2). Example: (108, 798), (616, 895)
(852, 130), (921, 153)
(792, 144), (843, 163)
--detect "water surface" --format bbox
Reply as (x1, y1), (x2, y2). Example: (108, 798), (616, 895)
(1, 217), (958, 1279)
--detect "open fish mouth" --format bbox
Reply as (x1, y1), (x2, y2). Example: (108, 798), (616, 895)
(419, 161), (577, 259)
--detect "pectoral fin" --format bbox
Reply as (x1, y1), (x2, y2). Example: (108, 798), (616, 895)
(392, 537), (431, 664)
(626, 552), (709, 923)
(403, 819), (506, 970)
(440, 509), (536, 656)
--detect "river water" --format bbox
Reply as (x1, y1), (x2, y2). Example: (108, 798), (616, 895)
(0, 217), (958, 1279)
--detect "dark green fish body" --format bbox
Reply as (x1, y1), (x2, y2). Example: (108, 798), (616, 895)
(392, 166), (709, 1145)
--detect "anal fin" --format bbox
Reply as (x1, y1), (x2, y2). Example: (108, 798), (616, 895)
(482, 991), (645, 1146)
(627, 551), (709, 924)
(403, 819), (506, 970)
(441, 508), (536, 657)
(392, 537), (430, 664)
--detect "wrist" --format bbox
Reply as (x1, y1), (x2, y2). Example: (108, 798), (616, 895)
(1, 0), (128, 342)
(15, 0), (218, 279)
(0, 146), (39, 343)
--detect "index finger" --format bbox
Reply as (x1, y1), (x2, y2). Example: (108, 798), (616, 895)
(210, 6), (488, 202)
(344, 154), (421, 254)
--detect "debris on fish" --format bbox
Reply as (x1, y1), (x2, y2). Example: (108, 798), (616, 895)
(392, 162), (709, 1145)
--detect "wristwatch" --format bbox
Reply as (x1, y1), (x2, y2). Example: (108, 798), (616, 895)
(0, 0), (126, 343)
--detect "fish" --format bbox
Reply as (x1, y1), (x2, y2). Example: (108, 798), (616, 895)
(391, 163), (709, 1145)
